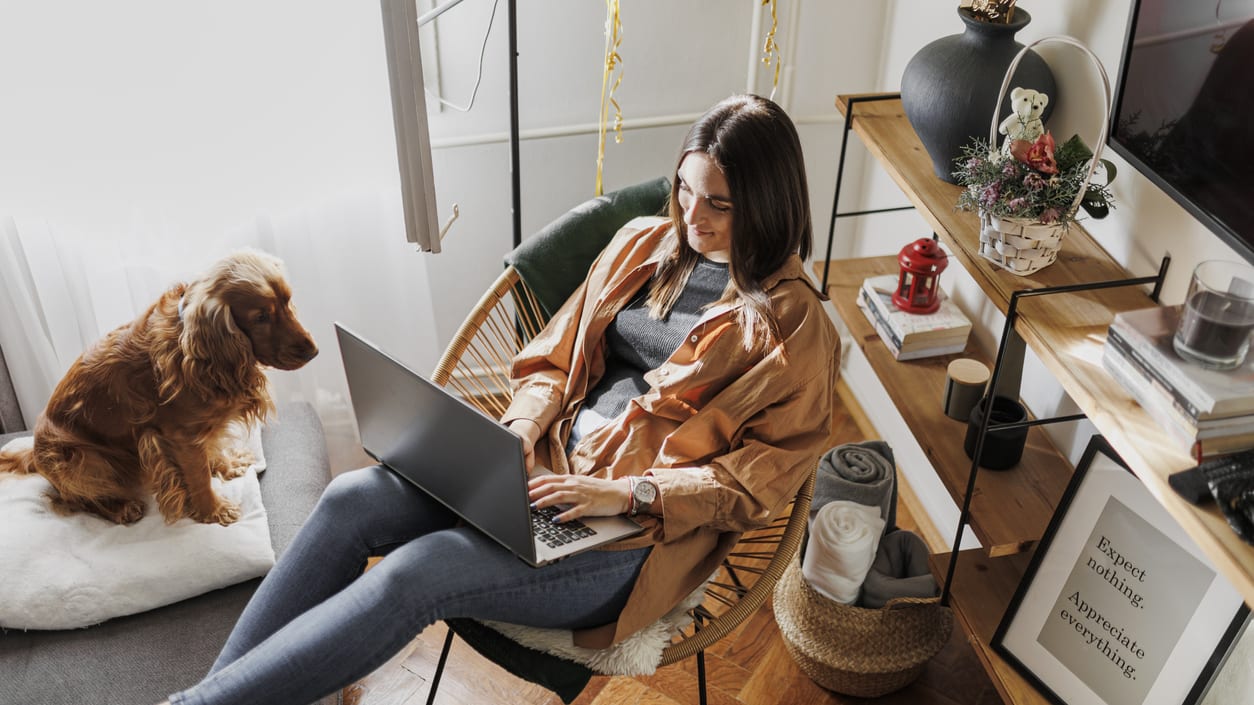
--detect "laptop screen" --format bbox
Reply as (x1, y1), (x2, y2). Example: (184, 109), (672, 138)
(335, 324), (535, 561)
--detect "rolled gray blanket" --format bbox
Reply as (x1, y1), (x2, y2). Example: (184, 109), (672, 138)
(812, 440), (897, 533)
(860, 529), (938, 609)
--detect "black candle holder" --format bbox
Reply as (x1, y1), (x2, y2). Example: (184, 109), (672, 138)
(963, 395), (1029, 471)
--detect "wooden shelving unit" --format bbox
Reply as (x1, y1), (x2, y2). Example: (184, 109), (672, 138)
(826, 93), (1254, 705)
(824, 256), (1071, 557)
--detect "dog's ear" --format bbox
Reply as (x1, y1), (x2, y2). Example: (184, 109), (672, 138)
(176, 285), (255, 399)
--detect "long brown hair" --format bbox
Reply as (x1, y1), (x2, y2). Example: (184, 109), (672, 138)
(647, 94), (812, 348)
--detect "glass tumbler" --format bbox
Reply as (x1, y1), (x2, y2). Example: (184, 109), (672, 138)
(1173, 260), (1254, 370)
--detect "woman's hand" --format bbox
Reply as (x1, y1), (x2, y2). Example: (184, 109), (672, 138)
(528, 474), (631, 523)
(506, 419), (543, 473)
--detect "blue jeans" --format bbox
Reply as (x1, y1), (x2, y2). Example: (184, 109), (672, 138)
(169, 464), (650, 705)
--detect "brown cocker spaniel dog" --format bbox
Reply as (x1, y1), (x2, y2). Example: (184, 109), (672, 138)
(0, 249), (317, 526)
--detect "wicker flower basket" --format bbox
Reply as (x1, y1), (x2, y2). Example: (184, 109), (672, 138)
(772, 557), (954, 697)
(977, 211), (1066, 274)
(977, 36), (1112, 276)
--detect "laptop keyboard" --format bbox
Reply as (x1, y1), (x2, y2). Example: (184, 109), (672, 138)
(530, 505), (597, 548)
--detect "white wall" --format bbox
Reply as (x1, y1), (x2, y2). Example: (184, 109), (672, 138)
(0, 0), (886, 367)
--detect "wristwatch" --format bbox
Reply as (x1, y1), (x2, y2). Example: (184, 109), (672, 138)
(628, 477), (658, 517)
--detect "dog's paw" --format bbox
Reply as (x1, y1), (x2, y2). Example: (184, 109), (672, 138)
(205, 499), (242, 526)
(211, 448), (256, 480)
(114, 500), (147, 525)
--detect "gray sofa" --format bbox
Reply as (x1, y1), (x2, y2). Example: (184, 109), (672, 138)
(0, 348), (337, 705)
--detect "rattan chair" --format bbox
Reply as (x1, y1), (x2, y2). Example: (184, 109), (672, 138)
(423, 181), (815, 705)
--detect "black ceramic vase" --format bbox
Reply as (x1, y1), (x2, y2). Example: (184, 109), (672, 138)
(900, 7), (1056, 183)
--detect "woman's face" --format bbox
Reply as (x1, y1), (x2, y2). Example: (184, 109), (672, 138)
(677, 152), (734, 263)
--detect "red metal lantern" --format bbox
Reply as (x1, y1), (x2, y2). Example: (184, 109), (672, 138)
(893, 237), (949, 314)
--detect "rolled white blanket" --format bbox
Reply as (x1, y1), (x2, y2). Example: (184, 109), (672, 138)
(801, 500), (886, 604)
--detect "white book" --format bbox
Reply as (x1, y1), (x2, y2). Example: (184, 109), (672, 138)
(858, 294), (969, 361)
(1106, 333), (1254, 436)
(861, 275), (972, 347)
(1102, 343), (1198, 449)
(1110, 306), (1254, 419)
(1103, 344), (1254, 458)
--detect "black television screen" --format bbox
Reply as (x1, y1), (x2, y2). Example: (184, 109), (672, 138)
(1110, 0), (1254, 262)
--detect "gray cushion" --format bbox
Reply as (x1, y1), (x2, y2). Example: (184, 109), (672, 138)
(0, 402), (338, 705)
(0, 344), (23, 434)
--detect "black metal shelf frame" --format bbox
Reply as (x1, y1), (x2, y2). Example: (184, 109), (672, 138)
(821, 93), (914, 293)
(821, 93), (1172, 609)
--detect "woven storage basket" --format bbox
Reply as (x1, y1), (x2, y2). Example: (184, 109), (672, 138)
(772, 557), (953, 697)
(978, 36), (1112, 276)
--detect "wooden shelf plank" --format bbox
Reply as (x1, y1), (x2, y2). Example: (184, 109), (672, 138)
(833, 93), (1254, 608)
(930, 550), (1046, 705)
(823, 256), (1072, 556)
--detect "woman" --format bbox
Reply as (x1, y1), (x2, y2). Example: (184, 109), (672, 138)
(165, 94), (839, 705)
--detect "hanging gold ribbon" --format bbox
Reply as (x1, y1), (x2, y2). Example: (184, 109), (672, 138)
(595, 0), (624, 196)
(761, 0), (782, 100)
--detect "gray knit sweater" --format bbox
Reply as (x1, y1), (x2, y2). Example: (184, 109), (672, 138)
(582, 257), (731, 421)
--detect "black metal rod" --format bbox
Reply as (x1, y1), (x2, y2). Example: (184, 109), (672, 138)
(1151, 254), (1172, 302)
(426, 628), (456, 705)
(1010, 273), (1167, 300)
(821, 113), (854, 292)
(834, 205), (915, 220)
(986, 412), (1088, 432)
(697, 650), (708, 705)
(722, 558), (746, 592)
(507, 0), (521, 249)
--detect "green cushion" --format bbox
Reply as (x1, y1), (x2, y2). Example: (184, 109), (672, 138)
(506, 177), (671, 319)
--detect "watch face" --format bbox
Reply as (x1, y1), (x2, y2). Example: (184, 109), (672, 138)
(634, 479), (657, 503)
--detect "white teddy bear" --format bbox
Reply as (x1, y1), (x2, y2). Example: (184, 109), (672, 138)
(998, 86), (1049, 152)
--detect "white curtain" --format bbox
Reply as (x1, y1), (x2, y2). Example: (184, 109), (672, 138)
(0, 189), (442, 466)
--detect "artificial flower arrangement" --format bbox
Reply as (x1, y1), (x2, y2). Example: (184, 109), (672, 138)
(968, 0), (1018, 23)
(952, 131), (1117, 228)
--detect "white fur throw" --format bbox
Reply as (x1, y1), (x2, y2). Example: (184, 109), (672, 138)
(0, 424), (274, 630)
(479, 582), (709, 676)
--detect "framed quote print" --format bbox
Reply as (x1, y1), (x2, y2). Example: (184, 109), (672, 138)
(993, 435), (1249, 705)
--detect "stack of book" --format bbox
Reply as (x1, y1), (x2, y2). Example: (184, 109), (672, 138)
(1102, 305), (1254, 460)
(856, 274), (972, 361)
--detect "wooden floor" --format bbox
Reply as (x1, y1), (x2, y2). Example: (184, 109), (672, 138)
(341, 384), (1005, 705)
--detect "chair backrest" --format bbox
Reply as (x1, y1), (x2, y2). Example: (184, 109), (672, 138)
(432, 178), (669, 415)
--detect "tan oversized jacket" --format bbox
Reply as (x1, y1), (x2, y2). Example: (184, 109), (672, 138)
(501, 217), (840, 648)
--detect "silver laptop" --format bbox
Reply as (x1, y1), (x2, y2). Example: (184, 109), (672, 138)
(334, 323), (643, 566)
